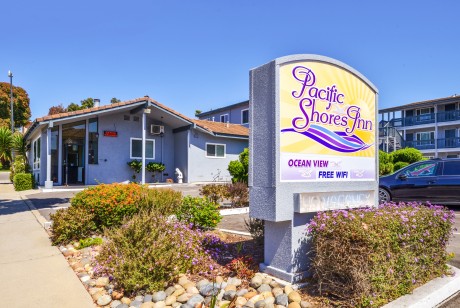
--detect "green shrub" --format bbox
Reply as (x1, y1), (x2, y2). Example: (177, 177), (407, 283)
(146, 162), (166, 182)
(13, 173), (34, 191)
(245, 218), (264, 246)
(391, 148), (424, 164)
(10, 155), (30, 183)
(379, 150), (393, 176)
(127, 160), (142, 180)
(393, 161), (410, 171)
(70, 183), (145, 228)
(228, 148), (248, 183)
(308, 202), (455, 307)
(94, 209), (215, 292)
(199, 184), (228, 204)
(227, 182), (249, 207)
(77, 237), (103, 249)
(176, 196), (222, 229)
(50, 206), (97, 245)
(141, 188), (182, 216)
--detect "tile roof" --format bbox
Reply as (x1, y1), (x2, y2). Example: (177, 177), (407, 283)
(33, 96), (248, 138)
(193, 119), (249, 137)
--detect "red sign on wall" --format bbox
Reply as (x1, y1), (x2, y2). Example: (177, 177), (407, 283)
(103, 131), (118, 137)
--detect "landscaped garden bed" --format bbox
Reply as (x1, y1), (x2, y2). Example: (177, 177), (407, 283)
(48, 183), (456, 308)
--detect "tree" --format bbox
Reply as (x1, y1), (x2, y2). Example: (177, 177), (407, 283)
(0, 126), (12, 163)
(195, 110), (202, 116)
(67, 102), (81, 112)
(48, 104), (67, 115)
(12, 132), (27, 157)
(228, 148), (249, 183)
(111, 97), (121, 104)
(80, 98), (94, 109)
(0, 82), (31, 128)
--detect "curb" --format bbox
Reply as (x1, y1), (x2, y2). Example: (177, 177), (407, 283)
(383, 265), (460, 308)
(217, 228), (252, 236)
(219, 207), (249, 216)
(20, 194), (50, 230)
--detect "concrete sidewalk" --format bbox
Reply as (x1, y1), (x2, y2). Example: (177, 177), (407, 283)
(0, 183), (94, 308)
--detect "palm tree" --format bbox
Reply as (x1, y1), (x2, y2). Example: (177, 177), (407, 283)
(0, 126), (13, 163)
(12, 132), (27, 158)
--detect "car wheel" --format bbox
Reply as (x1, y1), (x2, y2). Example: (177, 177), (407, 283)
(379, 188), (391, 204)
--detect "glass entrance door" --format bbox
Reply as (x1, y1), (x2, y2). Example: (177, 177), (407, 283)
(62, 121), (86, 185)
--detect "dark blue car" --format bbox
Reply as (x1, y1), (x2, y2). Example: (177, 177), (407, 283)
(379, 158), (460, 205)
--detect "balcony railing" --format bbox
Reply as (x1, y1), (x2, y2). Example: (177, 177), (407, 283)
(405, 138), (460, 150)
(437, 137), (460, 149)
(403, 114), (435, 126)
(437, 110), (460, 122)
(405, 140), (436, 150)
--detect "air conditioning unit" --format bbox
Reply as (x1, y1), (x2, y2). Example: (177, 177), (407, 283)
(150, 125), (165, 135)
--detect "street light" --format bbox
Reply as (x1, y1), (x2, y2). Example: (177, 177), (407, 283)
(8, 70), (13, 133)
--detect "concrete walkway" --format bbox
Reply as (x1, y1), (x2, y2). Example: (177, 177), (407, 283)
(0, 181), (94, 307)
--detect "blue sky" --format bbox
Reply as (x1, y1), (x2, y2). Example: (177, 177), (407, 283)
(2, 0), (460, 120)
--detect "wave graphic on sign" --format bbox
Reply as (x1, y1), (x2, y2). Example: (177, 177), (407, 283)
(281, 124), (372, 153)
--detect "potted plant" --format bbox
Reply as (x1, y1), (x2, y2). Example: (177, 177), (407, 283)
(127, 160), (142, 181)
(146, 162), (165, 183)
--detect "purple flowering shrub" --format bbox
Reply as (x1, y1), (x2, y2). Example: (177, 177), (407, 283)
(94, 208), (219, 292)
(307, 201), (456, 307)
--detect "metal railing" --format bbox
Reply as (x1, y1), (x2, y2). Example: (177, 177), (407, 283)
(437, 137), (460, 149)
(437, 110), (460, 122)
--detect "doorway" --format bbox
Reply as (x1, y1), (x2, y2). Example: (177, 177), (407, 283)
(62, 121), (86, 185)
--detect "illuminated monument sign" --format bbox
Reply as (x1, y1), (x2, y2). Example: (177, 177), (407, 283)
(249, 55), (378, 282)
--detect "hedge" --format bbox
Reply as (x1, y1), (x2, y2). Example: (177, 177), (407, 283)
(13, 173), (34, 191)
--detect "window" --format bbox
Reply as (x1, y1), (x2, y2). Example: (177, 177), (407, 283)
(416, 131), (434, 144)
(130, 138), (155, 159)
(124, 115), (130, 121)
(220, 114), (229, 123)
(416, 108), (434, 121)
(403, 162), (437, 177)
(88, 118), (98, 164)
(443, 161), (460, 175)
(206, 143), (225, 158)
(241, 109), (249, 124)
(133, 116), (140, 122)
(33, 137), (41, 170)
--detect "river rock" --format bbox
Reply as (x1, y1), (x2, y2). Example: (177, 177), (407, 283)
(140, 303), (154, 308)
(172, 288), (185, 297)
(112, 290), (124, 300)
(154, 301), (166, 308)
(260, 291), (273, 300)
(178, 276), (190, 286)
(199, 284), (219, 297)
(131, 300), (143, 308)
(164, 286), (175, 296)
(284, 285), (294, 296)
(219, 300), (230, 308)
(235, 297), (248, 306)
(288, 303), (300, 308)
(244, 291), (258, 300)
(153, 291), (166, 302)
(275, 294), (288, 306)
(116, 304), (129, 308)
(96, 276), (110, 287)
(187, 294), (204, 307)
(224, 284), (236, 292)
(121, 297), (131, 305)
(196, 279), (210, 289)
(97, 294), (112, 306)
(186, 286), (199, 294)
(176, 293), (190, 303)
(165, 295), (176, 306)
(262, 278), (272, 285)
(257, 284), (271, 293)
(288, 291), (301, 303)
(236, 289), (249, 297)
(254, 300), (266, 308)
(223, 290), (237, 300)
(227, 277), (242, 286)
(272, 287), (283, 297)
(250, 276), (263, 289)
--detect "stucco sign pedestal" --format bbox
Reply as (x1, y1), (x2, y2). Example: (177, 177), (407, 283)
(249, 54), (378, 282)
